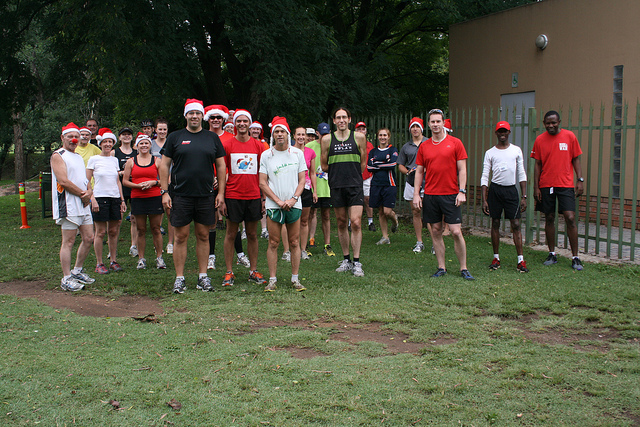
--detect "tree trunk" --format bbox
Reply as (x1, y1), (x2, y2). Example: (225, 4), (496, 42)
(13, 112), (26, 191)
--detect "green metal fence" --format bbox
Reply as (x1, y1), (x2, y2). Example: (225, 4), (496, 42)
(363, 103), (640, 261)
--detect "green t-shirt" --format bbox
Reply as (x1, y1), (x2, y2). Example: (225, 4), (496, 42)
(306, 140), (330, 198)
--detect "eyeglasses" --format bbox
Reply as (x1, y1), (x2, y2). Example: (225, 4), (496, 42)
(428, 109), (443, 115)
(210, 116), (223, 120)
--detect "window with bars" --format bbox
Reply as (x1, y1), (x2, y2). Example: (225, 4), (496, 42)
(612, 65), (623, 198)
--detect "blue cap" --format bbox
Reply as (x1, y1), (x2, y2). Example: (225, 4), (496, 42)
(317, 122), (330, 135)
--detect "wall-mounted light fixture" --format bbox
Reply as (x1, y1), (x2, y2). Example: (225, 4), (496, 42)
(535, 34), (548, 50)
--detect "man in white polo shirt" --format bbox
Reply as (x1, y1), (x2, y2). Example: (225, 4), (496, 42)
(481, 121), (528, 273)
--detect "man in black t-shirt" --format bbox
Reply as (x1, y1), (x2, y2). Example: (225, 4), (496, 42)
(159, 99), (227, 294)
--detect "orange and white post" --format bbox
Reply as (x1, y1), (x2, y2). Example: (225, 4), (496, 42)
(19, 182), (31, 229)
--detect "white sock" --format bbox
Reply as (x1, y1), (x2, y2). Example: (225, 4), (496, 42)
(176, 276), (185, 280)
(238, 252), (245, 257)
(199, 273), (208, 279)
(71, 267), (82, 274)
(494, 254), (500, 260)
(517, 255), (524, 263)
(550, 251), (556, 255)
(368, 217), (373, 224)
(209, 254), (215, 259)
(270, 277), (277, 281)
(291, 274), (299, 282)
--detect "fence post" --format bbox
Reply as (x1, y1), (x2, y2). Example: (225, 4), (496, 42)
(525, 108), (537, 245)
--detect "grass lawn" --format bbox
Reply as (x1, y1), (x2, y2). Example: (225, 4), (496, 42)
(0, 191), (639, 426)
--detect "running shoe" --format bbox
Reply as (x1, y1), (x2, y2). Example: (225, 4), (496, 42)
(376, 237), (391, 245)
(336, 259), (353, 272)
(489, 258), (501, 270)
(352, 261), (364, 277)
(571, 257), (584, 271)
(95, 263), (109, 275)
(137, 258), (147, 270)
(260, 229), (269, 239)
(324, 244), (336, 257)
(125, 213), (131, 222)
(61, 276), (84, 292)
(281, 251), (291, 262)
(292, 279), (306, 292)
(237, 254), (251, 268)
(166, 243), (173, 254)
(431, 268), (447, 278)
(517, 260), (529, 273)
(368, 222), (376, 232)
(109, 261), (123, 272)
(412, 242), (424, 253)
(391, 214), (399, 233)
(431, 246), (436, 255)
(160, 226), (166, 235)
(308, 237), (316, 248)
(172, 277), (186, 294)
(241, 230), (247, 240)
(306, 250), (313, 257)
(207, 255), (216, 270)
(222, 271), (235, 287)
(197, 276), (214, 292)
(460, 269), (475, 280)
(156, 257), (166, 269)
(71, 269), (95, 284)
(264, 278), (277, 292)
(249, 270), (267, 285)
(543, 253), (558, 265)
(301, 251), (310, 260)
(129, 245), (138, 257)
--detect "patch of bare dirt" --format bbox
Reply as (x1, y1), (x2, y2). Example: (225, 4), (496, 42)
(0, 280), (163, 318)
(242, 319), (456, 358)
(0, 181), (40, 196)
(519, 328), (621, 353)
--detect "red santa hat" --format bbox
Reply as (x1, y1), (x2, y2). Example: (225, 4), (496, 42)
(204, 104), (229, 121)
(61, 122), (80, 135)
(233, 109), (252, 124)
(355, 121), (366, 129)
(269, 116), (291, 145)
(444, 119), (453, 133)
(78, 126), (91, 134)
(96, 127), (117, 145)
(409, 117), (424, 132)
(135, 132), (152, 146)
(183, 98), (204, 117)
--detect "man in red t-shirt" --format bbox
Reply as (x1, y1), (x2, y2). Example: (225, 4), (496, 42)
(530, 110), (584, 270)
(221, 109), (268, 287)
(412, 109), (474, 280)
(355, 121), (376, 231)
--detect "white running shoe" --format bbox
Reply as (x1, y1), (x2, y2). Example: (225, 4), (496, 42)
(129, 245), (138, 257)
(207, 255), (216, 270)
(376, 237), (391, 245)
(137, 258), (147, 270)
(260, 229), (269, 239)
(412, 242), (425, 253)
(156, 257), (166, 269)
(281, 251), (291, 262)
(336, 259), (353, 272)
(301, 251), (310, 260)
(61, 276), (85, 292)
(237, 254), (251, 268)
(241, 230), (247, 240)
(166, 243), (173, 254)
(352, 261), (364, 277)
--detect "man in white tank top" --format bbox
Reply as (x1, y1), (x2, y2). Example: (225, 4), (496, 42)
(51, 123), (96, 291)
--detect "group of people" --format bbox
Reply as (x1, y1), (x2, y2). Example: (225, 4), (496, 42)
(51, 100), (585, 293)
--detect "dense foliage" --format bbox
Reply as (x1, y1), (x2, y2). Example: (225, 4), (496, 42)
(1, 0), (535, 179)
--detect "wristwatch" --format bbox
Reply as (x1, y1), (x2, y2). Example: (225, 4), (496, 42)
(160, 189), (168, 195)
(292, 195), (300, 201)
(578, 177), (584, 182)
(459, 189), (467, 194)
